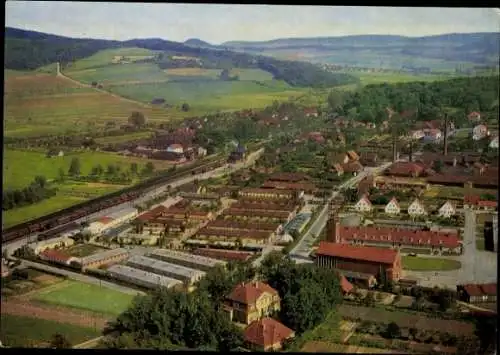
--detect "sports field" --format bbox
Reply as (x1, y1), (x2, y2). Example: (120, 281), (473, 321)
(0, 314), (100, 348)
(33, 280), (135, 317)
(401, 256), (462, 271)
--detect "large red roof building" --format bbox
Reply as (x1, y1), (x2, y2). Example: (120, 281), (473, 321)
(315, 241), (402, 288)
(244, 317), (295, 351)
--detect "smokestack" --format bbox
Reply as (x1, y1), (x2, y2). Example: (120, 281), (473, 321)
(443, 114), (449, 156)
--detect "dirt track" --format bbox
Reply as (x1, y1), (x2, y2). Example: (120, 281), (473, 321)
(1, 299), (110, 329)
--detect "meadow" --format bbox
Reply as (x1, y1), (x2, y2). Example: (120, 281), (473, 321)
(0, 314), (100, 348)
(401, 256), (462, 271)
(4, 71), (176, 138)
(33, 280), (135, 317)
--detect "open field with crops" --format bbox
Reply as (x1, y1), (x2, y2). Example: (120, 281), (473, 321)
(33, 280), (135, 317)
(401, 256), (462, 271)
(4, 71), (177, 138)
(0, 314), (100, 348)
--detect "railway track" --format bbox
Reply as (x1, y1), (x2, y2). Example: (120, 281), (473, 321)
(2, 156), (226, 244)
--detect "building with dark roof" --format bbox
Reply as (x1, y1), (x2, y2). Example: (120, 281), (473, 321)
(457, 283), (497, 304)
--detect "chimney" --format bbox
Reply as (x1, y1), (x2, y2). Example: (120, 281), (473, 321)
(443, 114), (449, 156)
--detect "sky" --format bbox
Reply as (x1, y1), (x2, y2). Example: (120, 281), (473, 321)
(5, 2), (500, 44)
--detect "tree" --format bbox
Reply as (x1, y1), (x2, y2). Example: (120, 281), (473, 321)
(145, 162), (155, 174)
(128, 111), (146, 127)
(181, 103), (190, 112)
(385, 322), (401, 339)
(130, 163), (138, 174)
(433, 160), (444, 173)
(107, 164), (117, 175)
(34, 175), (47, 189)
(50, 333), (72, 349)
(68, 157), (81, 176)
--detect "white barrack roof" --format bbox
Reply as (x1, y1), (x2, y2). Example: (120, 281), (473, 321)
(127, 255), (206, 281)
(79, 248), (129, 265)
(107, 264), (181, 289)
(149, 249), (227, 268)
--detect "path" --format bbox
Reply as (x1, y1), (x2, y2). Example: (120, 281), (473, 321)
(56, 62), (152, 109)
(73, 336), (105, 349)
(1, 298), (110, 329)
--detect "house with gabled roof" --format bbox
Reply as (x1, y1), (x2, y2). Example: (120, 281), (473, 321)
(408, 199), (427, 217)
(244, 317), (295, 351)
(384, 197), (401, 215)
(224, 281), (280, 325)
(438, 201), (456, 218)
(354, 195), (372, 213)
(468, 111), (481, 122)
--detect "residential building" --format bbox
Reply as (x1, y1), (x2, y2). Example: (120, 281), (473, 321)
(261, 180), (316, 195)
(386, 162), (425, 178)
(467, 111), (481, 122)
(148, 249), (226, 272)
(384, 197), (401, 215)
(472, 124), (489, 141)
(342, 161), (364, 176)
(107, 264), (182, 290)
(192, 248), (254, 262)
(238, 188), (297, 201)
(167, 143), (184, 154)
(244, 318), (295, 351)
(438, 201), (456, 218)
(409, 129), (425, 140)
(39, 249), (78, 266)
(30, 236), (75, 255)
(303, 107), (318, 117)
(77, 248), (129, 270)
(204, 219), (282, 234)
(230, 201), (296, 213)
(464, 195), (498, 211)
(329, 223), (462, 255)
(222, 208), (294, 224)
(228, 144), (246, 163)
(422, 128), (442, 142)
(224, 281), (281, 325)
(354, 195), (373, 213)
(86, 208), (138, 235)
(127, 255), (206, 285)
(457, 283), (497, 304)
(359, 152), (379, 167)
(489, 136), (499, 149)
(346, 150), (360, 161)
(372, 176), (429, 191)
(267, 172), (311, 183)
(195, 227), (274, 246)
(407, 199), (427, 217)
(315, 242), (403, 288)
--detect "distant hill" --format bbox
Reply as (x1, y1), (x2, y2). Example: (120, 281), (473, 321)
(184, 38), (217, 49)
(222, 33), (500, 70)
(4, 27), (359, 88)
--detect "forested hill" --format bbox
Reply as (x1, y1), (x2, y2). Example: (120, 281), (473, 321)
(336, 75), (499, 124)
(222, 33), (500, 69)
(4, 27), (359, 88)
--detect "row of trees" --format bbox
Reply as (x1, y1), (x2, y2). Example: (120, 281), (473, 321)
(3, 175), (56, 211)
(64, 158), (155, 181)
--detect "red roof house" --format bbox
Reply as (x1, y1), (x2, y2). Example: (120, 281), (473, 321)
(244, 317), (295, 351)
(340, 275), (354, 294)
(227, 281), (279, 305)
(386, 162), (425, 177)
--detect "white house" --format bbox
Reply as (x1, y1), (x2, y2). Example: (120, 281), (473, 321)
(354, 195), (373, 213)
(408, 199), (427, 217)
(409, 130), (425, 140)
(197, 147), (208, 157)
(384, 197), (401, 215)
(167, 144), (184, 154)
(438, 201), (456, 218)
(472, 125), (489, 141)
(489, 136), (499, 149)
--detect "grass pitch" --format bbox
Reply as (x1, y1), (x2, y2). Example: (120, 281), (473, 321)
(401, 256), (462, 271)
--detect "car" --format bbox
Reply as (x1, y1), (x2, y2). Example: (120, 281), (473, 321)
(408, 253), (417, 257)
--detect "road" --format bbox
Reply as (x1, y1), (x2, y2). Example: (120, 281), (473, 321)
(289, 162), (393, 259)
(4, 149), (264, 256)
(73, 336), (105, 349)
(404, 208), (498, 288)
(19, 260), (146, 296)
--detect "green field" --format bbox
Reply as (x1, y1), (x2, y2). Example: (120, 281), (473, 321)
(64, 47), (159, 71)
(64, 244), (107, 257)
(107, 80), (305, 113)
(0, 314), (100, 348)
(401, 256), (462, 271)
(3, 149), (171, 189)
(34, 280), (135, 317)
(94, 131), (153, 144)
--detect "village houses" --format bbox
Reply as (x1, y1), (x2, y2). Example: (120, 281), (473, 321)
(468, 111), (481, 122)
(407, 199), (427, 217)
(438, 201), (456, 218)
(384, 197), (401, 215)
(354, 195), (373, 213)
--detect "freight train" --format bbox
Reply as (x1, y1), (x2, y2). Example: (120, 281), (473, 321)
(2, 157), (226, 244)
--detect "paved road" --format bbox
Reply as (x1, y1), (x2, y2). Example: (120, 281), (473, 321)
(4, 149), (264, 257)
(405, 208), (497, 288)
(20, 260), (145, 296)
(289, 162), (393, 258)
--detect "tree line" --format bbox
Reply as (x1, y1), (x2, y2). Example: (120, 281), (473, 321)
(3, 175), (55, 211)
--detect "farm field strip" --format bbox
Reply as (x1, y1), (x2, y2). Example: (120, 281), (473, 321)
(0, 314), (101, 348)
(338, 304), (475, 336)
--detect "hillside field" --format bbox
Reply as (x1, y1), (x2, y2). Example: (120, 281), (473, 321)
(4, 71), (176, 138)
